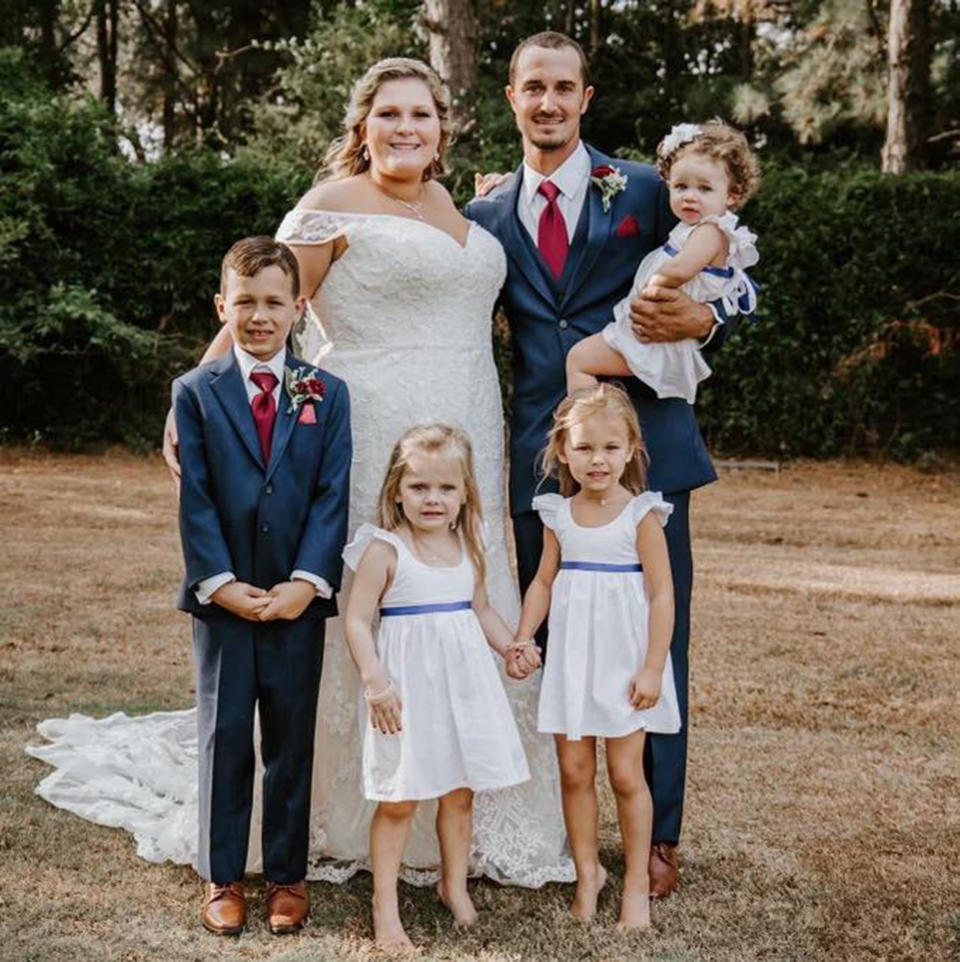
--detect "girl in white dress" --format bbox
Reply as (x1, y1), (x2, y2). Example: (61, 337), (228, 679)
(566, 120), (760, 403)
(514, 383), (680, 930)
(343, 423), (531, 951)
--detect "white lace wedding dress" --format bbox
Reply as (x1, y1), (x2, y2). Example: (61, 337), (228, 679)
(27, 210), (574, 888)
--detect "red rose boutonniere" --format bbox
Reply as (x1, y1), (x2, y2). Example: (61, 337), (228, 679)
(285, 367), (326, 414)
(590, 164), (628, 213)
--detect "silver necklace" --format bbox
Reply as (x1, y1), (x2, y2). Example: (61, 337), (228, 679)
(373, 179), (426, 221)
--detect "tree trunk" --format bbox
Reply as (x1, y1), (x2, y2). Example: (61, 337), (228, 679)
(96, 0), (119, 115)
(881, 0), (931, 172)
(589, 0), (602, 55)
(423, 0), (477, 137)
(161, 0), (178, 149)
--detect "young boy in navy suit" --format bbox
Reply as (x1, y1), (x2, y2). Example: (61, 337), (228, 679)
(173, 237), (351, 936)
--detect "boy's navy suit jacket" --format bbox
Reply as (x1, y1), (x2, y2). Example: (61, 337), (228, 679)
(173, 350), (351, 620)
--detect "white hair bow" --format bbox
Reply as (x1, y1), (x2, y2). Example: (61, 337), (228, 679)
(659, 123), (702, 157)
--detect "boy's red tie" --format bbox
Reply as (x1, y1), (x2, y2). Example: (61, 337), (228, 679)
(537, 180), (568, 279)
(249, 370), (279, 462)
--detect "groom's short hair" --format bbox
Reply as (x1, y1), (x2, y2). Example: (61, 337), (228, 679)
(508, 31), (590, 88)
(220, 236), (300, 298)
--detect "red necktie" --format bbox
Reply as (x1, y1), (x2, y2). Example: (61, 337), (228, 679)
(537, 180), (569, 279)
(250, 370), (278, 462)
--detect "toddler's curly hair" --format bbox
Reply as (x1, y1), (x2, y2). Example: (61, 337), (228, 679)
(656, 120), (760, 207)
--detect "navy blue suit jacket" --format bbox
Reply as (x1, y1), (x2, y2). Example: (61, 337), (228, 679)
(173, 350), (351, 620)
(466, 143), (744, 515)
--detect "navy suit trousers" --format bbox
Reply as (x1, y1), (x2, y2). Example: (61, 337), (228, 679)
(513, 489), (692, 844)
(193, 615), (325, 884)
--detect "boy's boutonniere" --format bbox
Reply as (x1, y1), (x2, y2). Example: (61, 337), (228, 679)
(590, 165), (628, 213)
(285, 367), (326, 414)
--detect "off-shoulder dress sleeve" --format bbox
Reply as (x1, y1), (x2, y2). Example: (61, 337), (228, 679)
(275, 208), (352, 247)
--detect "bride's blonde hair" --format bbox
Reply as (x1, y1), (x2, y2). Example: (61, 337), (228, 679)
(377, 424), (486, 587)
(318, 58), (453, 184)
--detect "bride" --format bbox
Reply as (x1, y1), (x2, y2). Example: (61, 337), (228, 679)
(29, 58), (573, 894)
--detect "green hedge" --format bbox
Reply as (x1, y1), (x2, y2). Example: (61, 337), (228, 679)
(0, 50), (310, 448)
(2, 51), (958, 456)
(699, 164), (960, 459)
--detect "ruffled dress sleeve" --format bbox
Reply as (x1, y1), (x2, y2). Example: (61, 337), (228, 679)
(532, 494), (566, 532)
(631, 491), (673, 528)
(706, 211), (758, 272)
(342, 523), (398, 571)
(672, 212), (758, 312)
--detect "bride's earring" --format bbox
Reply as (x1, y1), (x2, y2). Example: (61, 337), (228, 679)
(362, 144), (370, 162)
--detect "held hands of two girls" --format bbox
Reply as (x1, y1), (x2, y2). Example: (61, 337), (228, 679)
(505, 640), (541, 679)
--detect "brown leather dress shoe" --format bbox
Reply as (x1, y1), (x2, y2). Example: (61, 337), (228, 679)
(201, 881), (245, 935)
(266, 880), (309, 934)
(649, 842), (679, 898)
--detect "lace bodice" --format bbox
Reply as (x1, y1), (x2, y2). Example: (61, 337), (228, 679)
(276, 210), (508, 534)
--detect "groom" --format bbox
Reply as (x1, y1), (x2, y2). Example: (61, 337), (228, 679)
(466, 31), (754, 897)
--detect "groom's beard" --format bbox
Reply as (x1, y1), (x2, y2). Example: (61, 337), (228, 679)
(527, 115), (577, 152)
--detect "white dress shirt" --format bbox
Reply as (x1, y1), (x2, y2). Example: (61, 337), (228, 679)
(195, 345), (333, 605)
(517, 140), (591, 245)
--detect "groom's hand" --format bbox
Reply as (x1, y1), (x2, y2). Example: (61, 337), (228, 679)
(629, 287), (714, 343)
(258, 580), (316, 621)
(162, 408), (181, 481)
(211, 581), (270, 621)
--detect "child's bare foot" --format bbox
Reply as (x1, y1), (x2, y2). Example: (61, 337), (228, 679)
(436, 880), (478, 926)
(616, 886), (651, 930)
(570, 863), (608, 921)
(372, 895), (415, 952)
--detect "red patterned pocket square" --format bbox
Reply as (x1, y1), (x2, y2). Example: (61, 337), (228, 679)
(298, 403), (317, 425)
(617, 214), (640, 237)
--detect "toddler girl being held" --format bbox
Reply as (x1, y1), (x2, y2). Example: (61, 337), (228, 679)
(566, 120), (760, 403)
(515, 384), (680, 929)
(343, 423), (532, 951)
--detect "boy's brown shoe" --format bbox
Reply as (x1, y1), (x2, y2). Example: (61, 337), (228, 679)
(266, 880), (309, 934)
(201, 881), (245, 935)
(649, 843), (679, 898)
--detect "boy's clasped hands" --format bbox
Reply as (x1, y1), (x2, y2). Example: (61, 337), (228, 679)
(210, 579), (316, 622)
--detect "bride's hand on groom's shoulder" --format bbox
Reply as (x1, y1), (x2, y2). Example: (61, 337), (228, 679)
(474, 171), (513, 198)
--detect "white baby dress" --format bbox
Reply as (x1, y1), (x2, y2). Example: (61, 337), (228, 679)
(603, 211), (758, 403)
(343, 524), (531, 802)
(534, 492), (682, 741)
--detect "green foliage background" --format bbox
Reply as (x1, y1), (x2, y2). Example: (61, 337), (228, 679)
(1, 21), (958, 457)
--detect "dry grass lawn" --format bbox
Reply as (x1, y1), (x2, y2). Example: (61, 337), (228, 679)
(1, 450), (958, 961)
